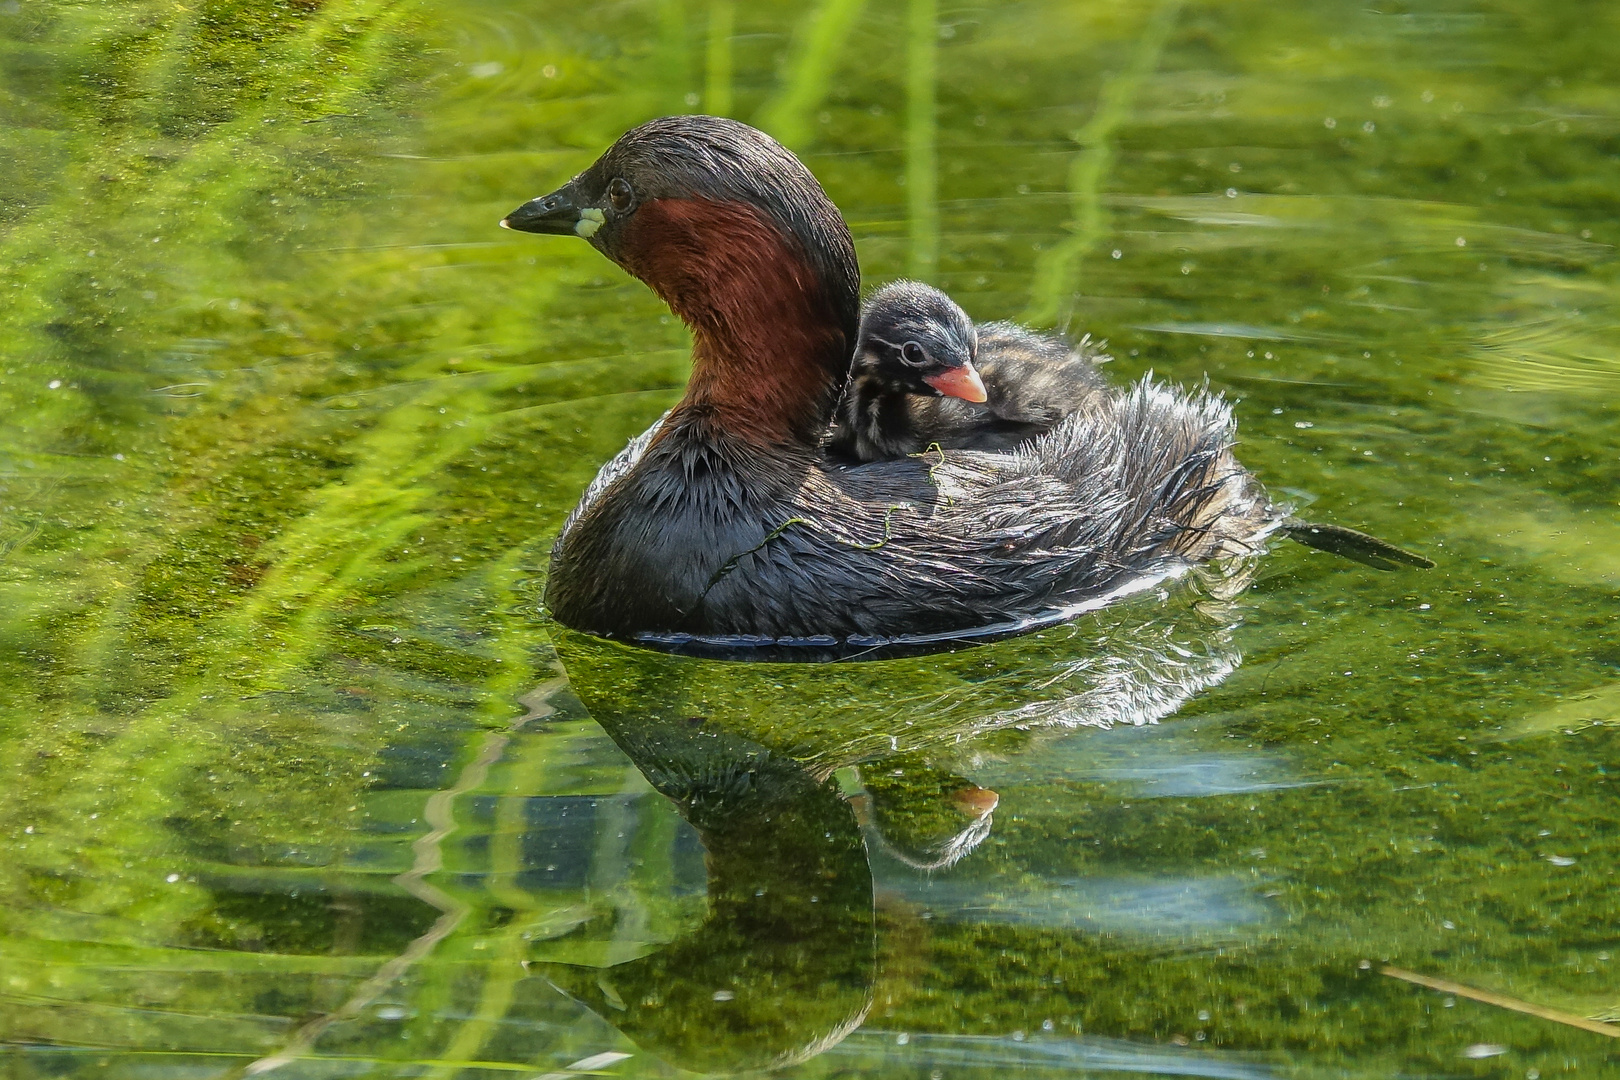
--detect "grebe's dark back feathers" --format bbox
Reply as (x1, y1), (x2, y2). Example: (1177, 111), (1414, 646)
(829, 283), (1431, 576)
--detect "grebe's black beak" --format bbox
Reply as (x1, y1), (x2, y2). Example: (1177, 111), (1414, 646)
(923, 360), (988, 403)
(500, 179), (600, 237)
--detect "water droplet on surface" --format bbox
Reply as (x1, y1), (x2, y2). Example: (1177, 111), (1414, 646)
(1462, 1044), (1507, 1059)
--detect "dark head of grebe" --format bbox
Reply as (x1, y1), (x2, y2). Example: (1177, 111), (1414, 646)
(503, 115), (860, 448)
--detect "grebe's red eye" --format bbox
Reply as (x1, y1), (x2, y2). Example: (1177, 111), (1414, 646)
(900, 342), (929, 367)
(606, 177), (634, 213)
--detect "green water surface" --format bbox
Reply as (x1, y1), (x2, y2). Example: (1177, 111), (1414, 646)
(2, 0), (1618, 1076)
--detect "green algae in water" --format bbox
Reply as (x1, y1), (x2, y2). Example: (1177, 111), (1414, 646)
(2, 0), (1619, 1076)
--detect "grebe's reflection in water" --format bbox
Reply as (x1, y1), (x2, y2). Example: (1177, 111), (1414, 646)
(532, 699), (876, 1074)
(534, 562), (1257, 1073)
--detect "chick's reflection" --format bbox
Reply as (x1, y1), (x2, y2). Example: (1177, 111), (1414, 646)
(856, 753), (999, 871)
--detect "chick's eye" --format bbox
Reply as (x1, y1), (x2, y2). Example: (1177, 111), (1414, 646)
(606, 177), (634, 213)
(900, 342), (929, 367)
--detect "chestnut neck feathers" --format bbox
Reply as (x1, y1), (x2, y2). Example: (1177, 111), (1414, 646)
(600, 117), (860, 450)
(620, 197), (853, 448)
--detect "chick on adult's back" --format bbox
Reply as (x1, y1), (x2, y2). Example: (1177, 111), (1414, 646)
(833, 281), (1434, 574)
(830, 280), (1109, 461)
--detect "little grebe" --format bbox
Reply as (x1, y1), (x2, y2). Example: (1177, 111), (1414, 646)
(830, 280), (1108, 461)
(503, 116), (1417, 647)
(834, 282), (1434, 572)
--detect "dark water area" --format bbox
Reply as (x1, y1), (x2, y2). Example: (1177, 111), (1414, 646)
(2, 0), (1618, 1076)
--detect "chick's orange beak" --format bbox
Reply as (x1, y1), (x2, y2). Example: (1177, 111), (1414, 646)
(923, 361), (988, 403)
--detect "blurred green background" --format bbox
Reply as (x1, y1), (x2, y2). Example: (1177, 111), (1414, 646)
(1, 0), (1618, 1075)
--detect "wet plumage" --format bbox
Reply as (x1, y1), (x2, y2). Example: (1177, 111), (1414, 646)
(832, 283), (1434, 580)
(560, 376), (1276, 643)
(502, 116), (1426, 649)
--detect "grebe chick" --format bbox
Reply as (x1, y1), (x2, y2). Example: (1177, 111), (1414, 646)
(834, 283), (1432, 573)
(830, 281), (1108, 461)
